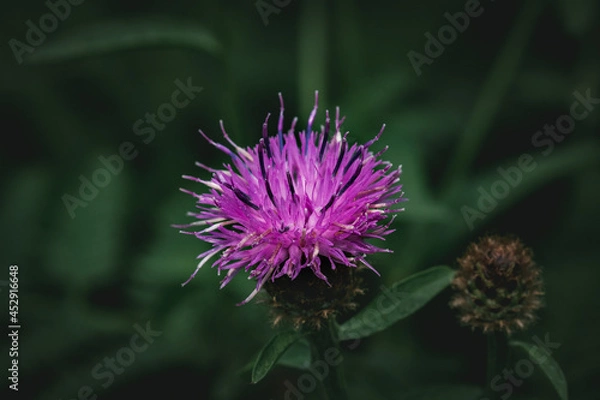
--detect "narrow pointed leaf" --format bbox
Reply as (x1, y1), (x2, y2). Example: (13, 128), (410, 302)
(339, 266), (455, 340)
(28, 17), (221, 64)
(277, 339), (311, 370)
(510, 340), (568, 400)
(239, 339), (311, 376)
(251, 331), (304, 383)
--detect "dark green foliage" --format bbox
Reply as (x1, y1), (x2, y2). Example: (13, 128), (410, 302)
(1, 0), (598, 399)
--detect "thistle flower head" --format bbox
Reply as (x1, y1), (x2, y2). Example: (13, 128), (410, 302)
(450, 235), (544, 335)
(176, 92), (405, 305)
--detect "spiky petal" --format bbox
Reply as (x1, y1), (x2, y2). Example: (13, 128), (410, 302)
(177, 92), (405, 305)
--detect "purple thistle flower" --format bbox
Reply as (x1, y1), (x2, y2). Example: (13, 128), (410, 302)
(176, 92), (405, 305)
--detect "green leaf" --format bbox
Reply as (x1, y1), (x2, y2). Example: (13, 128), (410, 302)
(510, 340), (568, 400)
(28, 17), (221, 64)
(277, 339), (311, 370)
(338, 266), (455, 340)
(239, 339), (311, 377)
(251, 331), (304, 383)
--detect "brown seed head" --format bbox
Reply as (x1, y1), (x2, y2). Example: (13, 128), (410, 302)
(450, 235), (544, 335)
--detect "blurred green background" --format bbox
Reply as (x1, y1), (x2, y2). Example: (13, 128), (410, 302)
(1, 0), (599, 399)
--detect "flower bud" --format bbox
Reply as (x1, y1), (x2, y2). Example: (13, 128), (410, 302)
(450, 235), (544, 335)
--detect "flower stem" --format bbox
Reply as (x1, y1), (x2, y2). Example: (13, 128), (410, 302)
(485, 331), (508, 400)
(310, 319), (348, 400)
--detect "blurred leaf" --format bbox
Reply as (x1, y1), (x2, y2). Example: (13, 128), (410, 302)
(386, 107), (462, 141)
(160, 292), (219, 362)
(516, 68), (571, 105)
(338, 266), (455, 340)
(36, 303), (163, 400)
(397, 384), (482, 400)
(441, 0), (543, 193)
(251, 330), (304, 383)
(333, 0), (364, 88)
(449, 139), (600, 231)
(410, 139), (600, 270)
(21, 297), (129, 371)
(14, 77), (94, 160)
(385, 137), (452, 224)
(132, 194), (211, 288)
(0, 167), (50, 263)
(28, 17), (221, 64)
(375, 105), (463, 229)
(556, 0), (598, 36)
(298, 1), (327, 113)
(510, 340), (568, 400)
(44, 168), (127, 290)
(401, 200), (453, 224)
(343, 71), (417, 122)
